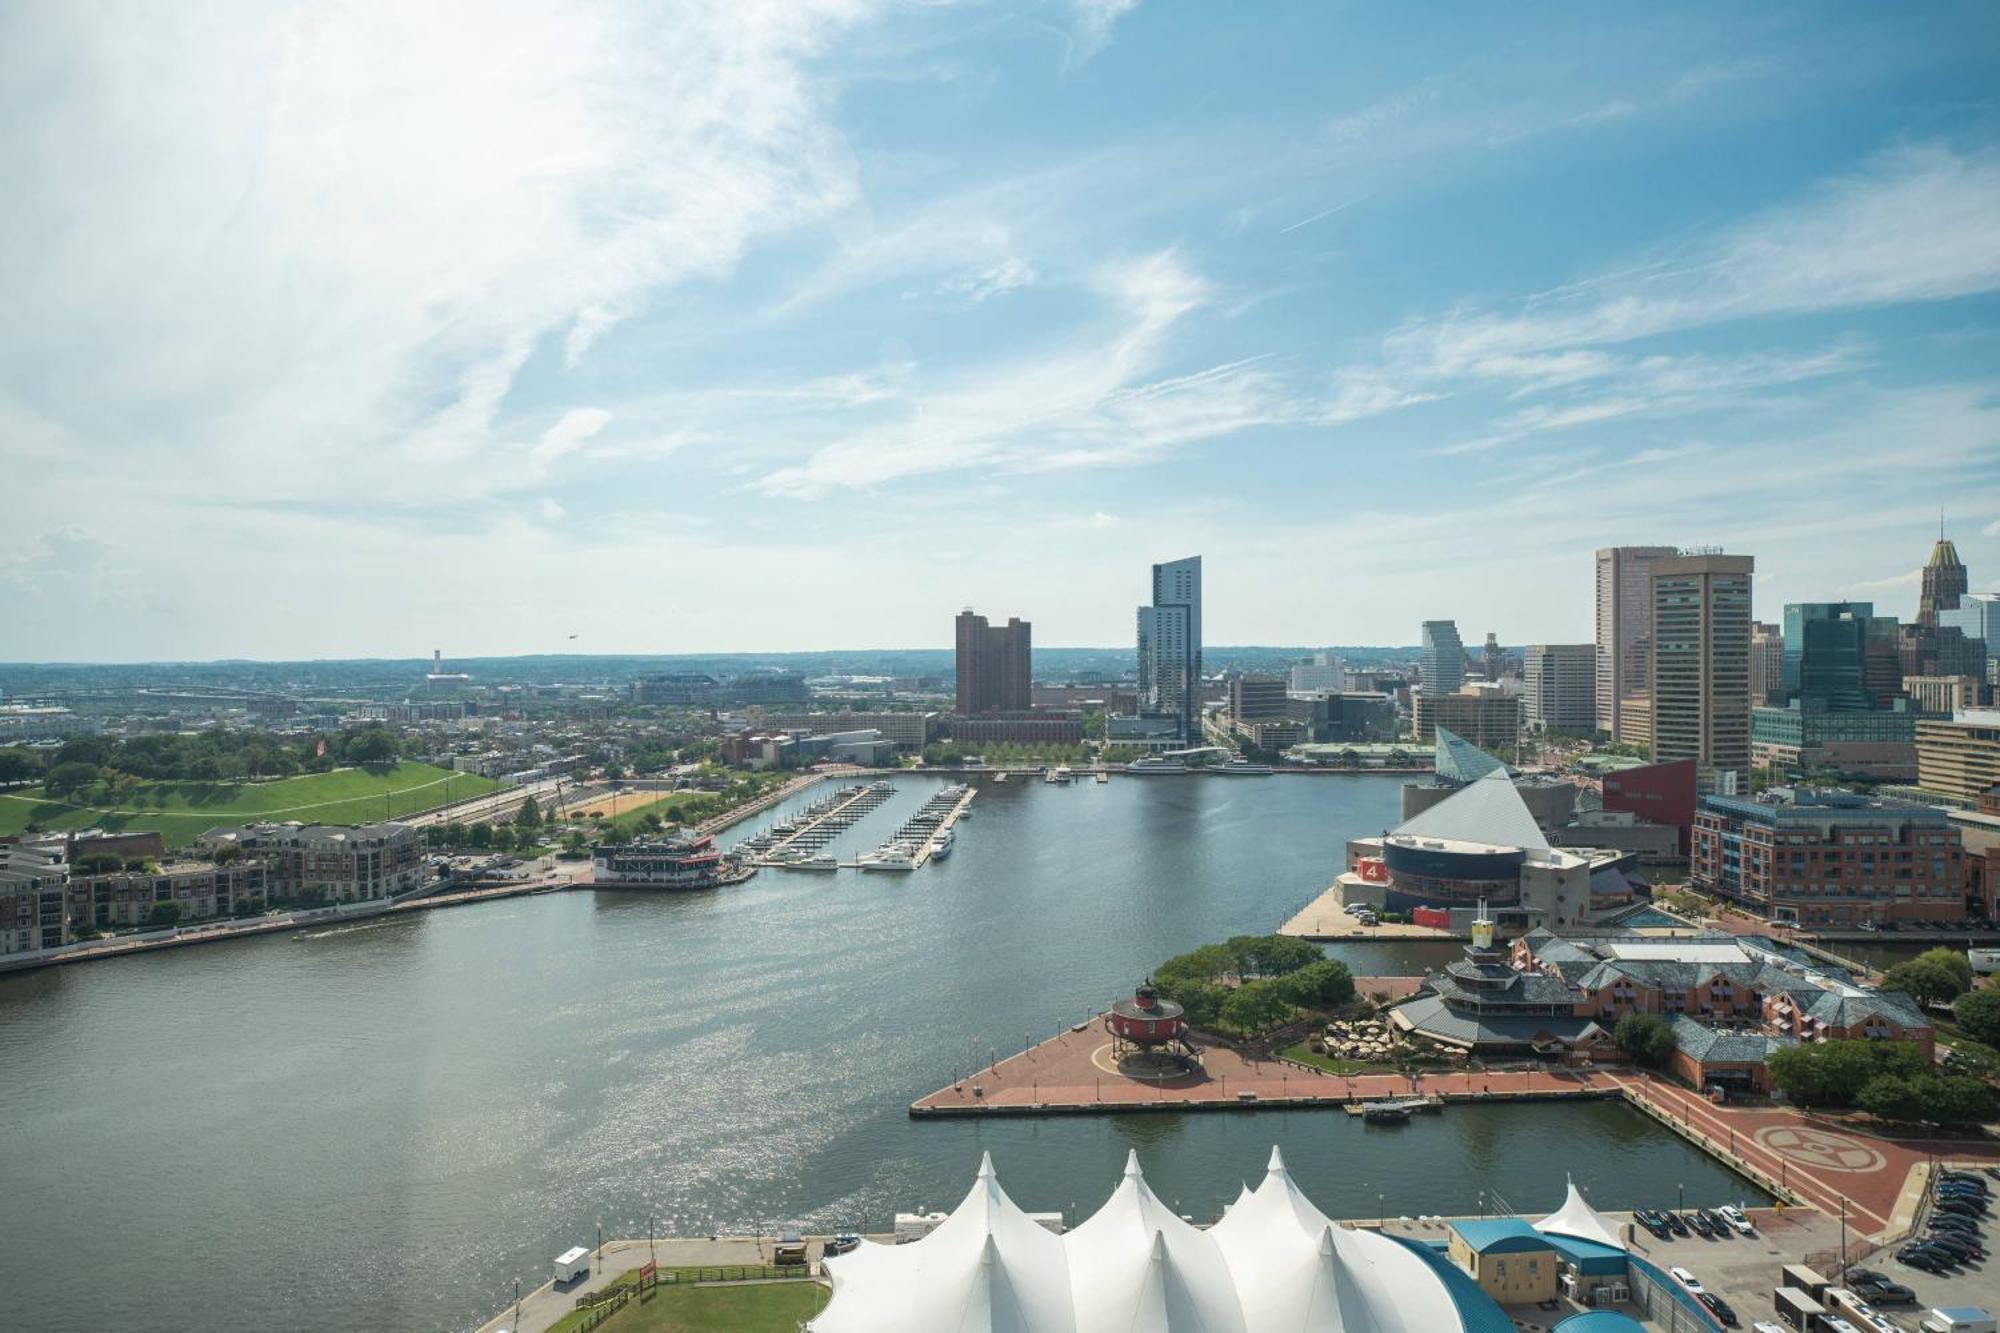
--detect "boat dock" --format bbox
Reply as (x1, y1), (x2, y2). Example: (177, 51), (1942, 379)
(856, 784), (974, 870)
(742, 781), (895, 867)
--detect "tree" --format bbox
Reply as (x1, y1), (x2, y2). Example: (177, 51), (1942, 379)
(1614, 1012), (1676, 1068)
(72, 853), (124, 876)
(1767, 1039), (1929, 1107)
(1859, 1072), (1994, 1126)
(467, 822), (493, 849)
(1884, 950), (1971, 1008)
(0, 747), (42, 785)
(515, 796), (542, 828)
(1956, 988), (2000, 1047)
(1218, 980), (1294, 1035)
(146, 901), (183, 927)
(211, 842), (243, 866)
(1277, 959), (1356, 1010)
(43, 761), (100, 800)
(339, 728), (399, 765)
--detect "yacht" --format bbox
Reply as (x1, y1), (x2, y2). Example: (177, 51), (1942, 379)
(1044, 766), (1073, 785)
(795, 854), (840, 872)
(1214, 757), (1274, 776)
(928, 828), (954, 860)
(859, 849), (917, 872)
(1125, 756), (1189, 775)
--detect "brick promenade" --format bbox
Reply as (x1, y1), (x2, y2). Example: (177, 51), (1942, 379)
(912, 1023), (2000, 1243)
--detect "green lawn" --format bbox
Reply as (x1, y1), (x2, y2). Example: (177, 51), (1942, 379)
(0, 763), (501, 849)
(1278, 1041), (1396, 1075)
(600, 790), (709, 833)
(558, 1280), (827, 1333)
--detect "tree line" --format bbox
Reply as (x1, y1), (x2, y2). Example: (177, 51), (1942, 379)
(2, 727), (409, 799)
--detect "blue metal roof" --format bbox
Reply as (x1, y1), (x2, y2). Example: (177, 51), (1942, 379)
(1448, 1218), (1551, 1254)
(1553, 1314), (1647, 1333)
(1542, 1233), (1629, 1277)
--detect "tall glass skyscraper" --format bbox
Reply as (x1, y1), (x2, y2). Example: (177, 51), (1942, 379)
(1419, 620), (1465, 695)
(1781, 602), (1874, 712)
(1137, 555), (1202, 741)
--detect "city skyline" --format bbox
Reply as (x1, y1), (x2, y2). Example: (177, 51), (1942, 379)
(4, 4), (1998, 661)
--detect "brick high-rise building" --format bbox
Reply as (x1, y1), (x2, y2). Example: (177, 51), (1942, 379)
(953, 609), (1032, 714)
(1649, 552), (1754, 778)
(1595, 545), (1678, 737)
(1920, 532), (1968, 629)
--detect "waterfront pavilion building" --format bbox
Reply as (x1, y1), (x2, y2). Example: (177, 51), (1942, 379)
(813, 1147), (1515, 1333)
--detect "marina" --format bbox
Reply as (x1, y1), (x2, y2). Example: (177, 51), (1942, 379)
(741, 781), (896, 867)
(856, 782), (975, 870)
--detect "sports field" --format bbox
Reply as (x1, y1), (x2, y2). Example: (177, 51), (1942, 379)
(0, 763), (502, 850)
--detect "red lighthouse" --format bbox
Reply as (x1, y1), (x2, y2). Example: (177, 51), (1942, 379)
(1106, 980), (1193, 1062)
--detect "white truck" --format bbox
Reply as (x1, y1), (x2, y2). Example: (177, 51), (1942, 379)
(554, 1246), (591, 1284)
(1922, 1308), (1998, 1333)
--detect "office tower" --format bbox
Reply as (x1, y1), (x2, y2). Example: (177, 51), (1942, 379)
(1289, 651), (1344, 694)
(1479, 632), (1506, 682)
(1419, 620), (1465, 695)
(1649, 552), (1754, 776)
(1523, 644), (1597, 732)
(1749, 622), (1784, 707)
(1781, 602), (1874, 712)
(1228, 674), (1288, 723)
(1941, 593), (2000, 687)
(1137, 555), (1202, 740)
(1595, 545), (1678, 736)
(954, 609), (1032, 714)
(1864, 616), (1906, 707)
(1919, 531), (1968, 628)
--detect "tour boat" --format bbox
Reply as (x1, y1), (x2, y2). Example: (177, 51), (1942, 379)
(1213, 758), (1274, 776)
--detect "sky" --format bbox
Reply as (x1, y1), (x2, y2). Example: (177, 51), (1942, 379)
(3, 1), (1998, 661)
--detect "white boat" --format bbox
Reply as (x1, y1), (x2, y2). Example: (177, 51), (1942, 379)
(1044, 766), (1073, 785)
(859, 850), (916, 872)
(1213, 758), (1273, 776)
(795, 854), (839, 872)
(1125, 757), (1189, 774)
(929, 829), (954, 860)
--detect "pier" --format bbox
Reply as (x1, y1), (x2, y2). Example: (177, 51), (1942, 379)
(741, 780), (895, 866)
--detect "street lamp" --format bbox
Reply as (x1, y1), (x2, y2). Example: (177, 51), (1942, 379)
(1677, 1182), (1684, 1214)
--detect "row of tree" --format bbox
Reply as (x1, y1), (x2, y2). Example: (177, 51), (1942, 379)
(4, 727), (409, 798)
(1764, 1037), (1994, 1124)
(1151, 935), (1356, 1038)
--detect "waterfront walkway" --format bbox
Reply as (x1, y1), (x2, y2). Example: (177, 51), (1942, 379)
(472, 1235), (829, 1333)
(1277, 882), (1460, 940)
(910, 1021), (2000, 1244)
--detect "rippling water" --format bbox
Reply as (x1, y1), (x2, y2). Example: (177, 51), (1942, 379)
(0, 774), (1759, 1332)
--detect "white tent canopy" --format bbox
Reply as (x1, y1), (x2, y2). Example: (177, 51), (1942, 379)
(816, 1146), (1477, 1333)
(1533, 1176), (1627, 1251)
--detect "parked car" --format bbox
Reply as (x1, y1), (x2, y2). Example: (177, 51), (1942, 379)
(1669, 1266), (1704, 1293)
(1853, 1278), (1918, 1305)
(1689, 1212), (1717, 1238)
(827, 1233), (861, 1255)
(1699, 1291), (1741, 1327)
(1899, 1247), (1959, 1274)
(1930, 1215), (1981, 1234)
(1716, 1204), (1755, 1235)
(1923, 1233), (1984, 1260)
(1663, 1210), (1690, 1237)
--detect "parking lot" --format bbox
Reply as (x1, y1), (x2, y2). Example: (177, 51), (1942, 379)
(1623, 1183), (2000, 1331)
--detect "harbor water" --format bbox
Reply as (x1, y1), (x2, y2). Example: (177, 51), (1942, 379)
(0, 774), (1760, 1332)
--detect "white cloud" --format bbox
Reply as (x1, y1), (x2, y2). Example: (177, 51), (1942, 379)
(531, 408), (614, 469)
(1070, 0), (1140, 60)
(936, 255), (1039, 302)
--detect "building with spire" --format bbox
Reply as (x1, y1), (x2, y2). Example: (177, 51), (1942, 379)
(1921, 529), (1969, 629)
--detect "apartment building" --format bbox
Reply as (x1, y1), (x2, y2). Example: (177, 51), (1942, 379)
(196, 822), (427, 904)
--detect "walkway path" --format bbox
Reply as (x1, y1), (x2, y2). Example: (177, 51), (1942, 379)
(1277, 882), (1460, 940)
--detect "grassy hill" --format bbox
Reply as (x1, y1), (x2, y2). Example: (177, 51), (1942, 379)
(0, 763), (502, 850)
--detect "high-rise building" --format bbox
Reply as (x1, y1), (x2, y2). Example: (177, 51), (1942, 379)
(1522, 644), (1596, 733)
(1781, 602), (1874, 713)
(1289, 651), (1344, 694)
(1920, 532), (1969, 628)
(1419, 620), (1465, 695)
(953, 609), (1032, 714)
(1649, 552), (1754, 778)
(1594, 545), (1678, 737)
(1411, 687), (1522, 748)
(1864, 615), (1905, 707)
(1137, 555), (1202, 741)
(1941, 593), (2000, 686)
(1749, 622), (1784, 707)
(1916, 709), (2000, 804)
(1479, 632), (1506, 682)
(1227, 674), (1287, 723)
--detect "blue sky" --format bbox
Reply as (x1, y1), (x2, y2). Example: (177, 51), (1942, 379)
(2, 1), (1997, 660)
